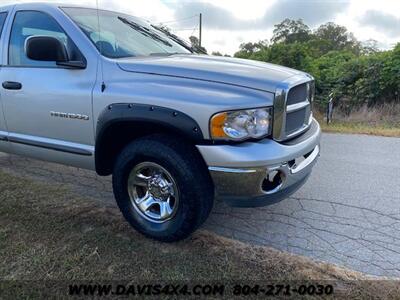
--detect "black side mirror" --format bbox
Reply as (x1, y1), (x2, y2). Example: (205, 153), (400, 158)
(25, 36), (68, 62)
(25, 36), (86, 69)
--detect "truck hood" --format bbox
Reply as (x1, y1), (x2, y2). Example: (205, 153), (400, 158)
(117, 55), (305, 93)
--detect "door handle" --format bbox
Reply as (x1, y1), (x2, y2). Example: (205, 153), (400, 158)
(2, 81), (22, 90)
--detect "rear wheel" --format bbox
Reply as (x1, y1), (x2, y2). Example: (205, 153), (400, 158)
(112, 134), (214, 242)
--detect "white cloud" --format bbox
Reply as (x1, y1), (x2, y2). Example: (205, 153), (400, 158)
(202, 0), (274, 20)
(334, 0), (400, 49)
(98, 0), (174, 23)
(359, 10), (400, 38)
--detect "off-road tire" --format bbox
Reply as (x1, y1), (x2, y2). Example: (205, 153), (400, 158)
(112, 134), (214, 242)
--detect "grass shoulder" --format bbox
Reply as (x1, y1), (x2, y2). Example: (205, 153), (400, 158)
(320, 121), (400, 138)
(314, 106), (400, 138)
(0, 170), (399, 298)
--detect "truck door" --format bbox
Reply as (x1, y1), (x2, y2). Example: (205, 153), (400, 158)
(0, 9), (97, 169)
(0, 10), (9, 152)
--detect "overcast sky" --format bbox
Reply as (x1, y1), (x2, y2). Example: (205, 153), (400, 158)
(3, 0), (400, 55)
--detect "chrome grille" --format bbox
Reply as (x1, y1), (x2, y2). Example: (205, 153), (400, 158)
(287, 83), (308, 106)
(286, 108), (306, 134)
(273, 78), (314, 142)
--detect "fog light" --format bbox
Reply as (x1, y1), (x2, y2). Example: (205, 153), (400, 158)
(262, 170), (284, 194)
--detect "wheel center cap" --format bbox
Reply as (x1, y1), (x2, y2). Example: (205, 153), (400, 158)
(149, 176), (169, 200)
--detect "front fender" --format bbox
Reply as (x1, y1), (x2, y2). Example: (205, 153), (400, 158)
(94, 61), (275, 140)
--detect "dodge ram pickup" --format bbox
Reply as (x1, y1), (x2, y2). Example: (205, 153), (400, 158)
(0, 3), (321, 241)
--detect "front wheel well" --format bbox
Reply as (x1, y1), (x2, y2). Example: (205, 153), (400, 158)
(95, 121), (202, 176)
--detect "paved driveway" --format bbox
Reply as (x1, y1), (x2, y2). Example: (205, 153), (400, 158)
(0, 133), (399, 277)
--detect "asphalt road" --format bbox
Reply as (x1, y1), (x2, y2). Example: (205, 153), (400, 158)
(0, 133), (399, 277)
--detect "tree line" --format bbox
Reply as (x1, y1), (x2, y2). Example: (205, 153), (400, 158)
(232, 19), (400, 112)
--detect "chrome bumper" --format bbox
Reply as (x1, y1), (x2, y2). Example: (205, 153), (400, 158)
(197, 118), (321, 207)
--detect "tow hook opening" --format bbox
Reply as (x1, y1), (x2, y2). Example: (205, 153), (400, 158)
(262, 170), (285, 194)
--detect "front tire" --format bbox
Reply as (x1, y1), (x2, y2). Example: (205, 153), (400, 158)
(112, 135), (214, 242)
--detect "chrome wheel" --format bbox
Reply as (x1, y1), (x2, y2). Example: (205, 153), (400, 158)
(127, 162), (179, 223)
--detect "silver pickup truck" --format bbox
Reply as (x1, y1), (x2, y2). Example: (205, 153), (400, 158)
(0, 3), (321, 241)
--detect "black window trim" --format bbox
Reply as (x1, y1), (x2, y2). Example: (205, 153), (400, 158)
(0, 12), (8, 39)
(7, 9), (87, 69)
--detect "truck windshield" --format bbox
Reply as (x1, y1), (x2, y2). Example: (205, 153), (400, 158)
(62, 7), (192, 59)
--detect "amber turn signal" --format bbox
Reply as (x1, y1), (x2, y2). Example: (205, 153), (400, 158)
(210, 112), (228, 139)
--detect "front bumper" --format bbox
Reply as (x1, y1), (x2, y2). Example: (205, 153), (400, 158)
(196, 118), (321, 207)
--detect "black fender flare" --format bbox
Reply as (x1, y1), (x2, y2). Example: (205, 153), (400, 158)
(95, 103), (205, 175)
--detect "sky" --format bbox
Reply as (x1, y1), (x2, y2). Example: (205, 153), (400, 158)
(2, 0), (400, 55)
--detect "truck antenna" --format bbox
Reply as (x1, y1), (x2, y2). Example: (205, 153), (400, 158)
(96, 0), (106, 92)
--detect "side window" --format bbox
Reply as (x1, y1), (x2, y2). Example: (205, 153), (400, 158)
(9, 11), (83, 67)
(0, 12), (7, 38)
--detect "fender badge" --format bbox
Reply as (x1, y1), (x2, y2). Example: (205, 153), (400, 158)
(50, 111), (90, 121)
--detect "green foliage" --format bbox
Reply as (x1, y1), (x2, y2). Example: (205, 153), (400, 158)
(314, 22), (361, 53)
(234, 19), (400, 110)
(211, 51), (231, 57)
(235, 40), (269, 58)
(271, 19), (311, 44)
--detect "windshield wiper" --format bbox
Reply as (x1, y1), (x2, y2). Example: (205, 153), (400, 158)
(151, 25), (207, 54)
(118, 17), (173, 48)
(149, 52), (180, 56)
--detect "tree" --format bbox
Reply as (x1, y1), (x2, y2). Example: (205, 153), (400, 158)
(362, 39), (379, 55)
(271, 19), (311, 44)
(314, 22), (361, 53)
(234, 41), (268, 58)
(189, 36), (207, 54)
(381, 43), (400, 101)
(267, 42), (310, 71)
(211, 51), (231, 57)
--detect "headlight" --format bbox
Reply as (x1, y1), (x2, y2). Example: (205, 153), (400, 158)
(210, 107), (272, 141)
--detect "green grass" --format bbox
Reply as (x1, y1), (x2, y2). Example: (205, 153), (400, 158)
(0, 170), (399, 298)
(320, 121), (400, 137)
